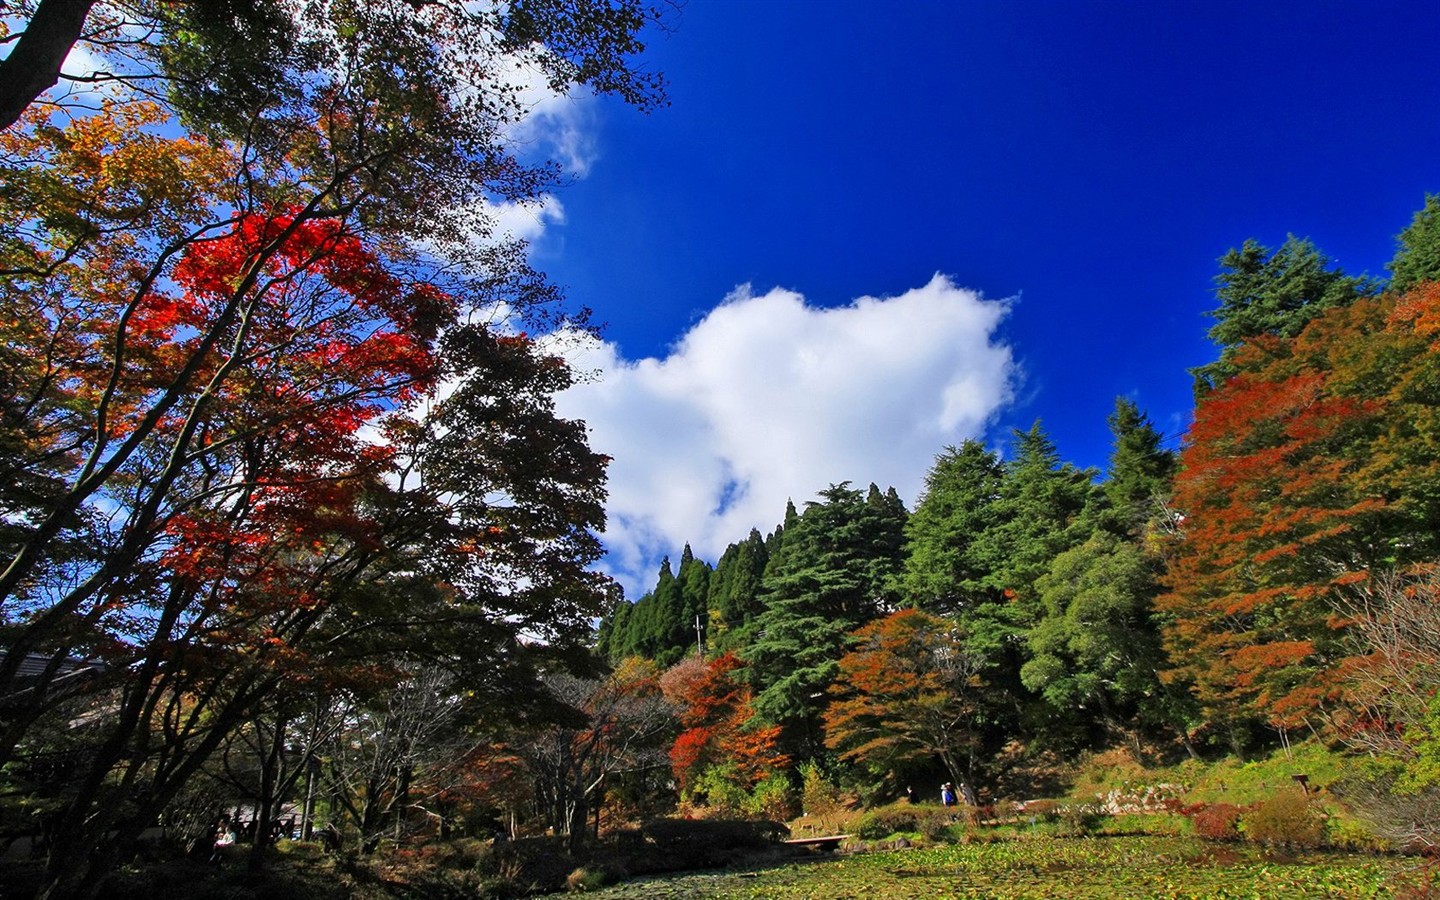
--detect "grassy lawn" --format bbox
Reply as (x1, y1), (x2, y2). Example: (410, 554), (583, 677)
(581, 835), (1431, 899)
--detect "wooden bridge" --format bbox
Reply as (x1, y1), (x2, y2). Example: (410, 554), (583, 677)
(782, 834), (851, 852)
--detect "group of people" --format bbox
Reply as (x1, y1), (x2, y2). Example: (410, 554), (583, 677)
(905, 781), (975, 807)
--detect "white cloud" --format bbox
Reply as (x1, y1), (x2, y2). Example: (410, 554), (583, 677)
(553, 274), (1018, 598)
(488, 195), (566, 244)
(504, 60), (600, 177)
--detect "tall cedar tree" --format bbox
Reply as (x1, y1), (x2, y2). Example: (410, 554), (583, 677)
(706, 528), (769, 650)
(676, 544), (713, 660)
(1389, 194), (1440, 293)
(741, 484), (907, 757)
(898, 440), (1006, 614)
(963, 422), (1097, 657)
(1161, 283), (1440, 740)
(1191, 235), (1375, 395)
(1098, 398), (1178, 538)
(600, 551), (711, 666)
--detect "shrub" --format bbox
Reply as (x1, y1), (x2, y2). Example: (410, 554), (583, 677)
(745, 772), (798, 821)
(919, 809), (959, 842)
(799, 761), (843, 823)
(1326, 814), (1392, 853)
(1095, 812), (1191, 837)
(1243, 791), (1325, 848)
(855, 806), (919, 840)
(1056, 802), (1104, 834)
(633, 818), (787, 872)
(1070, 746), (1150, 797)
(690, 763), (751, 816)
(1020, 799), (1062, 822)
(1189, 802), (1245, 841)
(565, 867), (607, 892)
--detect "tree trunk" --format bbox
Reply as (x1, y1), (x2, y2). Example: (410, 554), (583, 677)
(0, 0), (98, 131)
(301, 760), (319, 840)
(567, 792), (588, 855)
(248, 716), (291, 872)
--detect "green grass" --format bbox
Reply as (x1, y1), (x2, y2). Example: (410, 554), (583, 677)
(1069, 742), (1351, 807)
(579, 835), (1432, 899)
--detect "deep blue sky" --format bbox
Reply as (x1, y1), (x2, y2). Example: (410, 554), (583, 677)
(534, 0), (1440, 588)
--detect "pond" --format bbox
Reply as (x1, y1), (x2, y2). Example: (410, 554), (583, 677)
(576, 835), (1428, 899)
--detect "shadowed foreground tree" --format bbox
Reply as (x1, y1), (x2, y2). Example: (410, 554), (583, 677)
(511, 662), (674, 853)
(0, 1), (665, 133)
(1332, 567), (1440, 852)
(0, 3), (665, 892)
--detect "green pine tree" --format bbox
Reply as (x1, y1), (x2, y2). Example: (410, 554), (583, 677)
(1389, 194), (1440, 293)
(1097, 397), (1177, 537)
(1192, 235), (1375, 394)
(898, 440), (1006, 614)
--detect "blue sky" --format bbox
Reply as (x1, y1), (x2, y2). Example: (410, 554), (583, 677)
(519, 0), (1440, 598)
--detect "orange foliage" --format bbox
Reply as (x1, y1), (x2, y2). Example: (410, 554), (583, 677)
(1162, 286), (1440, 728)
(824, 609), (983, 781)
(664, 653), (787, 792)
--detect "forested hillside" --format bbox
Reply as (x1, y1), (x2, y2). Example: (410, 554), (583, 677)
(595, 196), (1440, 821)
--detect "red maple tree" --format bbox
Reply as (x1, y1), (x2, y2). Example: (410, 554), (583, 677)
(661, 652), (788, 795)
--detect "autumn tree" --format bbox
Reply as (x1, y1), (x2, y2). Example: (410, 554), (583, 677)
(320, 667), (478, 853)
(660, 652), (787, 806)
(0, 1), (665, 133)
(824, 609), (987, 799)
(1161, 284), (1440, 747)
(0, 4), (665, 893)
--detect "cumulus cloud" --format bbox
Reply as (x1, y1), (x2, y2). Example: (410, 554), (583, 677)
(553, 274), (1018, 597)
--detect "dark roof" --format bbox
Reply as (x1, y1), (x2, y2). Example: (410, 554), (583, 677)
(0, 650), (108, 708)
(0, 650), (105, 680)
